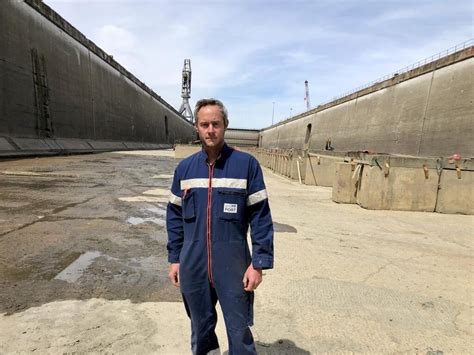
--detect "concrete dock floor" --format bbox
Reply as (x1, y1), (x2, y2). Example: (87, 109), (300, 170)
(0, 151), (472, 354)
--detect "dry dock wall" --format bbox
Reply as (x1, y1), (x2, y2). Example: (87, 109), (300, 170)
(225, 129), (259, 147)
(247, 148), (473, 215)
(259, 47), (473, 158)
(0, 0), (195, 156)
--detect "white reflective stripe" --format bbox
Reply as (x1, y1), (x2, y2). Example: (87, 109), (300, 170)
(169, 193), (182, 206)
(180, 178), (247, 190)
(180, 178), (208, 189)
(247, 189), (268, 206)
(213, 178), (247, 189)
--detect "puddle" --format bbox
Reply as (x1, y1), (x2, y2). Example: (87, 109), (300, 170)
(54, 251), (104, 283)
(152, 174), (173, 179)
(119, 196), (169, 203)
(126, 216), (165, 227)
(142, 188), (169, 196)
(273, 222), (297, 233)
(145, 207), (166, 217)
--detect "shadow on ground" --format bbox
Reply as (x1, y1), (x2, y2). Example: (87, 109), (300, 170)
(222, 339), (310, 354)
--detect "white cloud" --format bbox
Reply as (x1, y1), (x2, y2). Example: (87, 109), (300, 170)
(96, 25), (135, 53)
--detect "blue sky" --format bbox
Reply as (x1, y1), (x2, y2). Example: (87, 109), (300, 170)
(44, 0), (472, 129)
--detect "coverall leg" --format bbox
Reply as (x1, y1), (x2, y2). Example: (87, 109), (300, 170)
(215, 287), (256, 355)
(182, 283), (257, 355)
(182, 283), (219, 355)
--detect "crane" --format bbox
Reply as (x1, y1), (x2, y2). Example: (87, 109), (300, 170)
(179, 59), (193, 122)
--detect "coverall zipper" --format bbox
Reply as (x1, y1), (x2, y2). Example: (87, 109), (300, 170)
(207, 162), (215, 286)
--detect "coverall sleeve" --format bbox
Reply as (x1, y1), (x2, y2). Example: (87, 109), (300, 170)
(166, 168), (183, 263)
(247, 157), (274, 270)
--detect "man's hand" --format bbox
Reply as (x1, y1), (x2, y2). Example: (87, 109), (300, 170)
(242, 264), (262, 291)
(168, 263), (180, 287)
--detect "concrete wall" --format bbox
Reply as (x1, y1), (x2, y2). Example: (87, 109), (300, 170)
(304, 153), (345, 187)
(250, 148), (473, 214)
(0, 0), (194, 155)
(259, 48), (473, 158)
(225, 129), (259, 147)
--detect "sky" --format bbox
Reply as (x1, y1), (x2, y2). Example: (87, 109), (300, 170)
(44, 0), (472, 129)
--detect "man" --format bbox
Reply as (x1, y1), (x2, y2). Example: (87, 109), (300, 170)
(166, 98), (274, 355)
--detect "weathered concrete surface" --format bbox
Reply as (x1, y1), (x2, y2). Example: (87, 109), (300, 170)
(0, 137), (16, 151)
(0, 152), (472, 353)
(225, 128), (260, 147)
(332, 162), (359, 204)
(259, 48), (473, 158)
(357, 165), (439, 212)
(436, 169), (474, 214)
(304, 154), (344, 187)
(0, 0), (194, 149)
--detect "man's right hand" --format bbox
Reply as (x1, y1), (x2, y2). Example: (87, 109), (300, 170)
(168, 263), (180, 287)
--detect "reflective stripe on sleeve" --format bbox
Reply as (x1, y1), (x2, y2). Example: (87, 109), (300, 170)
(247, 189), (268, 206)
(180, 178), (247, 190)
(169, 193), (182, 206)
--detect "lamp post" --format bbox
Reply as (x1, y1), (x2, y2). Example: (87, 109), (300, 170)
(272, 101), (275, 125)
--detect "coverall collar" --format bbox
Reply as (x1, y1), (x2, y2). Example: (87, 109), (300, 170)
(199, 142), (232, 165)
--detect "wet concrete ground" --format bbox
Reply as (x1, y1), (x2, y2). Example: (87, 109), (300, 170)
(0, 150), (472, 354)
(0, 151), (179, 315)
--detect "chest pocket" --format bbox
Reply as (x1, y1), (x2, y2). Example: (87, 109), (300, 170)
(217, 189), (246, 222)
(182, 192), (196, 220)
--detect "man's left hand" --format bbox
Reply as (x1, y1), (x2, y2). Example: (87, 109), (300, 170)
(243, 264), (263, 291)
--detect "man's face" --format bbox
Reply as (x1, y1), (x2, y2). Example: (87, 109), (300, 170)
(195, 105), (226, 149)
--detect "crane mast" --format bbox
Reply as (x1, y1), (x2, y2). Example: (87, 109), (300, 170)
(179, 59), (193, 122)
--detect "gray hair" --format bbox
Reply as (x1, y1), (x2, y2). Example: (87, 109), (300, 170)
(194, 98), (229, 127)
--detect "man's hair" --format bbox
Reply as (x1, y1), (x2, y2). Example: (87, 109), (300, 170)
(194, 98), (229, 128)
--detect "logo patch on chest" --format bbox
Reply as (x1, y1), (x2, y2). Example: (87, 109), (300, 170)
(223, 203), (238, 214)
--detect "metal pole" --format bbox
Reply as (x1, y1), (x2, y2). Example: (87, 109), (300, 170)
(272, 101), (275, 125)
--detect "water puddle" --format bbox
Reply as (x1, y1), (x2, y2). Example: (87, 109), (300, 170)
(145, 207), (166, 217)
(54, 251), (104, 283)
(274, 222), (297, 233)
(126, 216), (165, 227)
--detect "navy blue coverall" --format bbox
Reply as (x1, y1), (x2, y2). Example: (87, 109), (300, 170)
(166, 144), (274, 355)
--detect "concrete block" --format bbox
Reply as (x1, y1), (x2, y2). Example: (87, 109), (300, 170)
(175, 144), (201, 159)
(87, 141), (127, 150)
(332, 162), (360, 204)
(304, 154), (344, 187)
(56, 139), (93, 150)
(436, 169), (474, 214)
(123, 142), (146, 150)
(43, 139), (62, 150)
(357, 165), (439, 212)
(11, 137), (52, 151)
(0, 137), (16, 151)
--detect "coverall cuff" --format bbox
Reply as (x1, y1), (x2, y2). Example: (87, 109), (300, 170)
(252, 257), (273, 270)
(168, 255), (180, 264)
